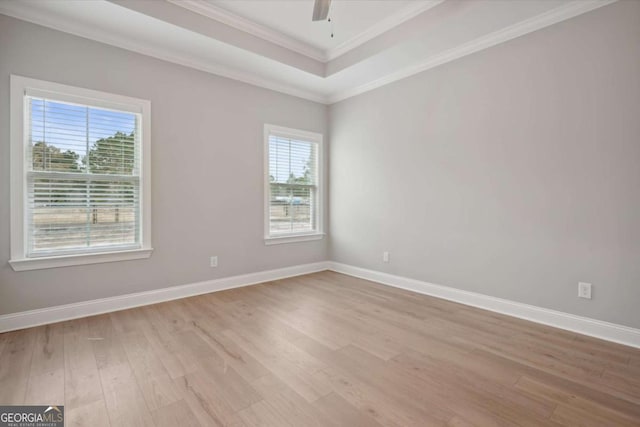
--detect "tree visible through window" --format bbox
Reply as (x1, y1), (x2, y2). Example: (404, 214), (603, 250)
(27, 98), (141, 255)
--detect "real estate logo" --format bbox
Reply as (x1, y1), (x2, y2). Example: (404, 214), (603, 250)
(0, 405), (64, 427)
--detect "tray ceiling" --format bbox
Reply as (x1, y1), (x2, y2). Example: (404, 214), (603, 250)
(0, 0), (616, 104)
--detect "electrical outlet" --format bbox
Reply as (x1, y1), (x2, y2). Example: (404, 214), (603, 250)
(383, 251), (390, 263)
(578, 282), (592, 299)
(210, 256), (218, 268)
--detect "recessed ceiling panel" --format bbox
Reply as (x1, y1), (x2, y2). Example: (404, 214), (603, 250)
(210, 0), (418, 51)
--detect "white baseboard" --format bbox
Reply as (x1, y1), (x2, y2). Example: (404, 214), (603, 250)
(3, 259), (639, 349)
(328, 262), (640, 349)
(0, 261), (330, 333)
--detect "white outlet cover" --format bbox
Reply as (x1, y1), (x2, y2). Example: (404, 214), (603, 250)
(578, 282), (592, 299)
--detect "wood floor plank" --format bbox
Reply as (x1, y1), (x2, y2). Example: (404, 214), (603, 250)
(24, 324), (65, 405)
(477, 347), (640, 420)
(66, 399), (111, 427)
(88, 314), (129, 370)
(0, 328), (36, 405)
(572, 333), (639, 361)
(98, 361), (154, 426)
(551, 403), (637, 427)
(387, 349), (556, 425)
(313, 392), (386, 427)
(237, 400), (292, 427)
(337, 344), (548, 427)
(459, 334), (640, 406)
(0, 333), (7, 359)
(151, 400), (202, 427)
(173, 373), (243, 427)
(189, 316), (271, 383)
(394, 338), (521, 387)
(222, 328), (333, 403)
(597, 368), (640, 405)
(195, 356), (263, 412)
(241, 374), (334, 427)
(1, 271), (639, 426)
(136, 305), (197, 379)
(169, 329), (221, 375)
(515, 375), (639, 424)
(24, 369), (64, 405)
(63, 319), (105, 409)
(118, 330), (182, 411)
(317, 366), (443, 427)
(30, 323), (64, 377)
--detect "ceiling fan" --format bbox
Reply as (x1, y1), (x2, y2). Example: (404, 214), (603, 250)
(312, 0), (332, 21)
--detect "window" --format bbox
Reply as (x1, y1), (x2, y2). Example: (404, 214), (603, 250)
(9, 75), (152, 271)
(264, 124), (323, 244)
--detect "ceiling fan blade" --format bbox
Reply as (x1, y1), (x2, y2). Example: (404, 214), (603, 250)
(312, 0), (332, 21)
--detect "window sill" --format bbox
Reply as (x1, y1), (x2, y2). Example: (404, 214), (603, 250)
(264, 233), (324, 246)
(9, 248), (154, 271)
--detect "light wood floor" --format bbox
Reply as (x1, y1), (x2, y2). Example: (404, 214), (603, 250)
(1, 271), (639, 426)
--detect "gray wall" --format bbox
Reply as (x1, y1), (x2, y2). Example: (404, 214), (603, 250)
(329, 1), (640, 328)
(2, 2), (639, 329)
(0, 15), (328, 315)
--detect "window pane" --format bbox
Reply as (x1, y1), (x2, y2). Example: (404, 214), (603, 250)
(28, 98), (139, 175)
(30, 177), (92, 252)
(268, 184), (315, 235)
(267, 131), (320, 237)
(87, 180), (139, 248)
(268, 136), (316, 185)
(26, 96), (141, 255)
(291, 185), (313, 233)
(28, 177), (139, 254)
(30, 99), (86, 173)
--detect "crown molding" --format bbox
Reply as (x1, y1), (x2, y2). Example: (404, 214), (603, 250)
(325, 0), (445, 61)
(0, 1), (329, 104)
(167, 0), (327, 62)
(0, 0), (617, 106)
(168, 0), (446, 63)
(328, 0), (617, 103)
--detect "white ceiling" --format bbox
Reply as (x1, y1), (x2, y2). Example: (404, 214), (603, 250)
(210, 0), (423, 51)
(0, 0), (617, 104)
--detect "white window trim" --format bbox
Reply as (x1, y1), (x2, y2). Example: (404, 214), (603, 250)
(264, 124), (324, 245)
(9, 75), (153, 271)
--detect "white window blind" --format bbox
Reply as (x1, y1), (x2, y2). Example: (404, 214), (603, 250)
(25, 96), (142, 256)
(266, 128), (321, 239)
